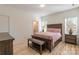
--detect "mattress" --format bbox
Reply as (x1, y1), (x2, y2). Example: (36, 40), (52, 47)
(33, 32), (61, 43)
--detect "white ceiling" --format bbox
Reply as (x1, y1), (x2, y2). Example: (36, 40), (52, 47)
(6, 4), (79, 17)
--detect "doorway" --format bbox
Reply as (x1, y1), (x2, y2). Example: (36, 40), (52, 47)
(32, 19), (38, 34)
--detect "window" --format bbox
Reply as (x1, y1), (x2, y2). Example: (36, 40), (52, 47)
(41, 17), (47, 32)
(65, 16), (77, 35)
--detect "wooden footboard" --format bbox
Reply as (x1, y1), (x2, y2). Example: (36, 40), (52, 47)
(54, 37), (62, 48)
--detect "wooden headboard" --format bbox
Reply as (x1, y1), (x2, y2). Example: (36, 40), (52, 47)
(47, 24), (62, 34)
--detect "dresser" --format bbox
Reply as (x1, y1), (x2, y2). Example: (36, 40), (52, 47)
(65, 34), (77, 44)
(0, 33), (14, 55)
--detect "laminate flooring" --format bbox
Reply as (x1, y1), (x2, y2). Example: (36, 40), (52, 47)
(13, 41), (79, 55)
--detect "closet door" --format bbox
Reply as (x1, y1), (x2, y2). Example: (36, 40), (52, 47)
(0, 16), (9, 33)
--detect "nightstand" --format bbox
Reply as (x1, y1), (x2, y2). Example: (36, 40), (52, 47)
(65, 34), (77, 44)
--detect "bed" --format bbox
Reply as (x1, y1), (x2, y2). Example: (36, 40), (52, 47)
(32, 24), (62, 52)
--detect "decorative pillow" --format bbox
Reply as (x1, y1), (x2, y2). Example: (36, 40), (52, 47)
(47, 28), (61, 32)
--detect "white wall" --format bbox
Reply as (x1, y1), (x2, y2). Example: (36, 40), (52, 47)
(0, 16), (9, 32)
(45, 7), (79, 44)
(0, 5), (33, 44)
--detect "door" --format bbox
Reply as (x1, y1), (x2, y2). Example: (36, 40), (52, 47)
(32, 20), (38, 34)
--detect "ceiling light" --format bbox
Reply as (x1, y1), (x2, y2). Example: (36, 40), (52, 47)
(40, 4), (45, 8)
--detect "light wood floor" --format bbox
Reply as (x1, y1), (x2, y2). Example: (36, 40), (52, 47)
(13, 41), (79, 55)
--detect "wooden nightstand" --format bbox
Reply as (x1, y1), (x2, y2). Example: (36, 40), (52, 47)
(65, 34), (77, 44)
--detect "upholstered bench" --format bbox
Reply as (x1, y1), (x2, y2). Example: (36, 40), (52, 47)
(28, 38), (46, 55)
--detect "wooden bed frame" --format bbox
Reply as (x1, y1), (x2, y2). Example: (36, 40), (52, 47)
(32, 24), (62, 52)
